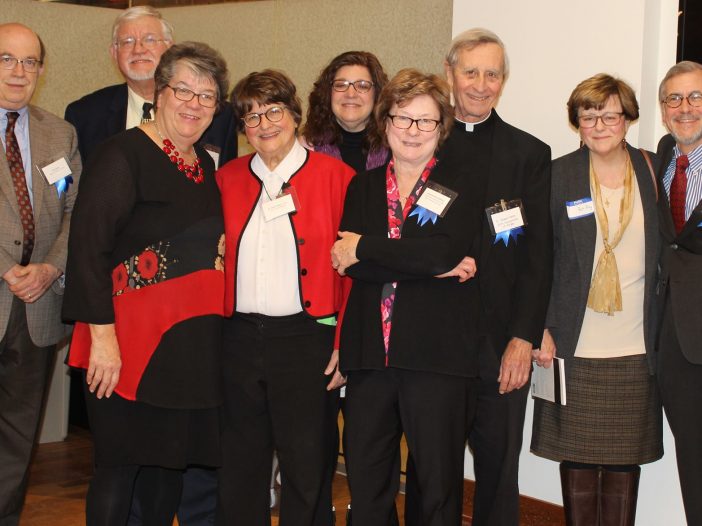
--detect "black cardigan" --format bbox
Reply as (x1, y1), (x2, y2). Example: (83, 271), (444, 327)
(338, 161), (483, 378)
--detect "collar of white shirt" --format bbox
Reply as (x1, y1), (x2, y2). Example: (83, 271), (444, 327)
(126, 87), (153, 130)
(251, 138), (307, 198)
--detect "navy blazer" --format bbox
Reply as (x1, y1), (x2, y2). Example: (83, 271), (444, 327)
(546, 145), (660, 373)
(64, 83), (238, 166)
(656, 134), (702, 364)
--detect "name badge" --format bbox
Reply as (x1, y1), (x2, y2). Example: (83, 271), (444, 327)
(262, 185), (299, 222)
(416, 181), (458, 218)
(38, 157), (72, 185)
(566, 198), (594, 220)
(486, 199), (526, 235)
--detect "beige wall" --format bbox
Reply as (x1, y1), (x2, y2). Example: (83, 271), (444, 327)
(5, 0), (452, 123)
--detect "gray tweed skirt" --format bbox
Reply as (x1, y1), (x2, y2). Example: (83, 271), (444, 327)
(530, 354), (663, 465)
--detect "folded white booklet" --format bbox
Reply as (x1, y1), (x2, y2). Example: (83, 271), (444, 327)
(531, 357), (566, 405)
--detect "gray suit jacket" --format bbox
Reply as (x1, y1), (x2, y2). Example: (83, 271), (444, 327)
(656, 134), (702, 364)
(546, 144), (660, 373)
(0, 105), (81, 346)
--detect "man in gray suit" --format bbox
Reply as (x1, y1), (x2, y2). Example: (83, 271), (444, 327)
(656, 60), (702, 525)
(0, 22), (80, 525)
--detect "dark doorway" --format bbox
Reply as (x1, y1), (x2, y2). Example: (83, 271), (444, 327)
(678, 0), (702, 62)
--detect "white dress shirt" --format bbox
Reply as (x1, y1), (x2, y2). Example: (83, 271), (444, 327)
(126, 87), (153, 130)
(236, 139), (306, 316)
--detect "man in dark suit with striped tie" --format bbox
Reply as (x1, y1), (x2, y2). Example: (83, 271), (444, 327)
(656, 60), (702, 526)
(64, 5), (237, 168)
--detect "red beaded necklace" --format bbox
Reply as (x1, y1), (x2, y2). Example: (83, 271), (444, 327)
(156, 125), (204, 184)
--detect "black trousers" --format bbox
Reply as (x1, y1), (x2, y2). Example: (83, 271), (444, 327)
(216, 313), (338, 526)
(657, 297), (702, 525)
(0, 298), (55, 526)
(344, 367), (477, 526)
(467, 339), (530, 526)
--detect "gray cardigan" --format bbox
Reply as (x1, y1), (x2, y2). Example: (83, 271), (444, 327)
(545, 144), (660, 373)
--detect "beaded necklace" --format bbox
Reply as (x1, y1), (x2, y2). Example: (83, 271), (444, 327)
(155, 124), (204, 184)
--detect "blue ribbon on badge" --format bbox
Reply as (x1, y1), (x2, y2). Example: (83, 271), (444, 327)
(409, 206), (438, 227)
(55, 175), (73, 197)
(494, 226), (524, 246)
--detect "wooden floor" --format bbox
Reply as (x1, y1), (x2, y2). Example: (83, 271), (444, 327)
(18, 427), (404, 526)
(20, 427), (562, 526)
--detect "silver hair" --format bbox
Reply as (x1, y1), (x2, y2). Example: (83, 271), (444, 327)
(111, 5), (174, 44)
(659, 60), (702, 101)
(445, 27), (509, 80)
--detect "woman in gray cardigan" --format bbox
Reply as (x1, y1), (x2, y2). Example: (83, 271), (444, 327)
(530, 74), (663, 526)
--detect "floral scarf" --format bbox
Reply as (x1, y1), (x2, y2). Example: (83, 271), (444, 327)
(380, 157), (437, 364)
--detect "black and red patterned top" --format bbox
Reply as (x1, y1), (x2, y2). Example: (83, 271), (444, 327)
(63, 128), (224, 408)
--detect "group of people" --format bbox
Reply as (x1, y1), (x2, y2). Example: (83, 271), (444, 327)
(1, 5), (702, 526)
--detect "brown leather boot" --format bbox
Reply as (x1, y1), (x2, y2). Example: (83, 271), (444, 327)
(560, 463), (601, 526)
(600, 467), (640, 526)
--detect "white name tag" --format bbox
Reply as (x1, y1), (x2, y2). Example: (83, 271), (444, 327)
(566, 198), (594, 220)
(39, 157), (72, 185)
(491, 206), (525, 234)
(262, 193), (296, 222)
(416, 186), (453, 217)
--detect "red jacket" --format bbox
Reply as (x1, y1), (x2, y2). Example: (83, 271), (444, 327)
(216, 149), (354, 347)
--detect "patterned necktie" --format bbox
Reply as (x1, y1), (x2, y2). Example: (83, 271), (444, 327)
(141, 102), (154, 123)
(5, 112), (34, 265)
(671, 154), (689, 234)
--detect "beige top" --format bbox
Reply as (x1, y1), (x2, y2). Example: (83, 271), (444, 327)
(574, 178), (646, 358)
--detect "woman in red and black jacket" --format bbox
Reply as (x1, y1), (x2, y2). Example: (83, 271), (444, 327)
(215, 69), (354, 526)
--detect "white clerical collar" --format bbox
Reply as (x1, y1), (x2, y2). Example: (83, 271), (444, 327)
(456, 110), (492, 132)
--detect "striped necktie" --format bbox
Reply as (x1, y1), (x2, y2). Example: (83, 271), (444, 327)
(5, 112), (34, 265)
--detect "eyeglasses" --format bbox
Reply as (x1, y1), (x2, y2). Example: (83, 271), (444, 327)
(166, 86), (218, 108)
(241, 106), (286, 128)
(577, 112), (624, 129)
(0, 55), (42, 73)
(661, 92), (702, 108)
(115, 35), (169, 51)
(387, 114), (441, 132)
(331, 80), (374, 94)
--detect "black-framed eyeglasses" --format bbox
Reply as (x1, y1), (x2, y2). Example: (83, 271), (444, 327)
(166, 85), (218, 108)
(115, 35), (169, 51)
(331, 79), (374, 94)
(242, 106), (286, 128)
(577, 112), (624, 129)
(661, 92), (702, 108)
(0, 55), (42, 73)
(387, 114), (441, 132)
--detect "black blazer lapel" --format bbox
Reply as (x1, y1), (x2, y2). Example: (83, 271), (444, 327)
(656, 134), (677, 240)
(107, 84), (129, 137)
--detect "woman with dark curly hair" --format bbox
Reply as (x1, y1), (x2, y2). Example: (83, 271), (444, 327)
(303, 50), (389, 172)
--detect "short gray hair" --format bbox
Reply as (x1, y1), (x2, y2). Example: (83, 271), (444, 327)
(445, 27), (509, 80)
(111, 6), (174, 44)
(659, 61), (702, 101)
(154, 42), (229, 111)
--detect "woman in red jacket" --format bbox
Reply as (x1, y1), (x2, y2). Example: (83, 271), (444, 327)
(215, 69), (354, 526)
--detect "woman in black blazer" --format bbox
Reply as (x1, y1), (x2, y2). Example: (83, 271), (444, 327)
(530, 74), (663, 526)
(331, 68), (482, 526)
